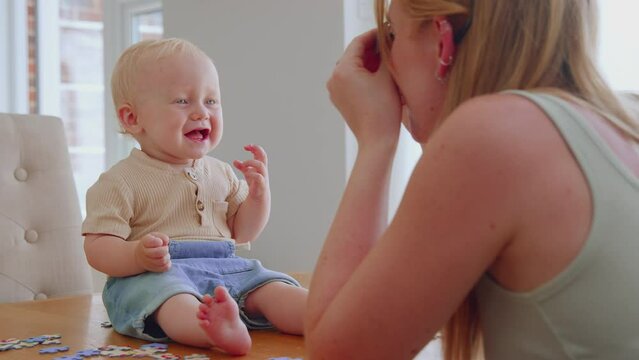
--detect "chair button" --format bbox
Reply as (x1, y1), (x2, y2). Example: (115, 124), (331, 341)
(34, 293), (48, 300)
(25, 230), (39, 243)
(14, 168), (28, 181)
(196, 200), (205, 211)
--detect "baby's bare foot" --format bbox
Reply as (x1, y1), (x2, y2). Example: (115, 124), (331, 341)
(196, 286), (251, 355)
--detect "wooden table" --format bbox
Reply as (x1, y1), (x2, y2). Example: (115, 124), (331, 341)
(0, 274), (310, 359)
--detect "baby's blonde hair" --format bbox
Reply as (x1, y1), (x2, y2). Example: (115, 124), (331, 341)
(110, 38), (209, 110)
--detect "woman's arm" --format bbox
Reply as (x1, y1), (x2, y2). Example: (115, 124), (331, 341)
(306, 29), (404, 335)
(305, 96), (527, 359)
(306, 141), (396, 328)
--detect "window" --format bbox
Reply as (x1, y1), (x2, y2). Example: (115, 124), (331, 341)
(0, 0), (163, 217)
(58, 0), (106, 218)
(131, 8), (163, 42)
(103, 0), (163, 169)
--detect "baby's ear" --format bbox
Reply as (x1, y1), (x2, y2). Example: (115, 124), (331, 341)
(117, 103), (142, 134)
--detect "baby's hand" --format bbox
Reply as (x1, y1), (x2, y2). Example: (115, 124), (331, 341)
(233, 144), (270, 200)
(135, 232), (171, 272)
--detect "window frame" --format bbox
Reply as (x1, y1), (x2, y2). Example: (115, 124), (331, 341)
(0, 0), (29, 113)
(103, 0), (163, 168)
(37, 0), (61, 117)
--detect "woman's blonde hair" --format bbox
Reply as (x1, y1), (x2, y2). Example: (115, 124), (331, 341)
(375, 0), (639, 141)
(374, 0), (639, 359)
(111, 37), (209, 110)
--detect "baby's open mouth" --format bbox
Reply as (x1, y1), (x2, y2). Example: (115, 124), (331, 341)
(185, 128), (210, 141)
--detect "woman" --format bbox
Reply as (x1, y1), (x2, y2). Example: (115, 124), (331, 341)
(305, 0), (639, 359)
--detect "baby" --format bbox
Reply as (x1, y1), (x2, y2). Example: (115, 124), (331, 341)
(82, 38), (307, 355)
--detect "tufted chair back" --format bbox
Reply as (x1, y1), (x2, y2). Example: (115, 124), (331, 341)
(0, 113), (93, 303)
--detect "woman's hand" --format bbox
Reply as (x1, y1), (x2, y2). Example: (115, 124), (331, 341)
(327, 29), (403, 149)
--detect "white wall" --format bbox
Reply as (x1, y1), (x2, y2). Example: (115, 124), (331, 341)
(598, 0), (639, 92)
(163, 0), (346, 272)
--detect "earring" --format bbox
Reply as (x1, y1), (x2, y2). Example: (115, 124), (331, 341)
(439, 55), (453, 67)
(435, 55), (454, 83)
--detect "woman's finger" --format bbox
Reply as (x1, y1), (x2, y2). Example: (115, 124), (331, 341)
(340, 29), (377, 69)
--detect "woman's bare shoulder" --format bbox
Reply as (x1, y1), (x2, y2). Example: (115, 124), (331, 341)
(446, 92), (549, 134)
(416, 91), (572, 237)
(431, 92), (554, 165)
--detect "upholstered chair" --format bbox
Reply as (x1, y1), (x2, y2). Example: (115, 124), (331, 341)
(0, 113), (93, 303)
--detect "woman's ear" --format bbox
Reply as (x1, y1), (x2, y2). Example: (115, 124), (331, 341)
(434, 16), (456, 81)
(117, 103), (142, 134)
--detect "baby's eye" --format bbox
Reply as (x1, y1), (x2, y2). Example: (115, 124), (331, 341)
(175, 99), (188, 104)
(206, 99), (218, 105)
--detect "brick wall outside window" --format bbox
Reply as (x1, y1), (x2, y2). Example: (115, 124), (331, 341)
(27, 0), (37, 113)
(60, 0), (102, 22)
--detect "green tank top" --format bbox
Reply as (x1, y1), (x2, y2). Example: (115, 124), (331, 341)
(476, 91), (639, 359)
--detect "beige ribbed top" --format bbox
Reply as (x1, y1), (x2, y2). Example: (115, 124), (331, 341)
(82, 149), (248, 242)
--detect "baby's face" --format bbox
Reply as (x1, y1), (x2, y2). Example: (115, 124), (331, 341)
(131, 52), (223, 165)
